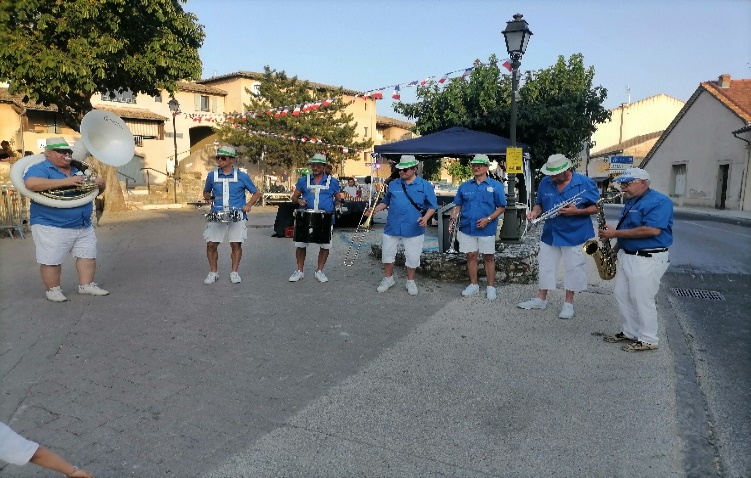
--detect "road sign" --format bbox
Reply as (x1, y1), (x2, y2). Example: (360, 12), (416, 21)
(506, 147), (523, 174)
(609, 155), (633, 174)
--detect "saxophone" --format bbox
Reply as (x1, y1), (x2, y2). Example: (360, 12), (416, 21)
(583, 192), (623, 280)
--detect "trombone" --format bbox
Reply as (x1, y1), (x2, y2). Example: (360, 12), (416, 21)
(343, 189), (382, 267)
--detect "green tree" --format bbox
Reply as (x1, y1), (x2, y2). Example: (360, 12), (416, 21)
(215, 66), (373, 173)
(394, 54), (611, 175)
(444, 159), (472, 183)
(0, 0), (204, 211)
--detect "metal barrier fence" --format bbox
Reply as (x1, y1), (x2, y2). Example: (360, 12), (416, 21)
(0, 186), (30, 239)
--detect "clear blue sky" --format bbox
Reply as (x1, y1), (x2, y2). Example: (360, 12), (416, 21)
(183, 0), (750, 120)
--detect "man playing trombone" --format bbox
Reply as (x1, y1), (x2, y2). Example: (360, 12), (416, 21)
(517, 154), (599, 319)
(449, 154), (506, 300)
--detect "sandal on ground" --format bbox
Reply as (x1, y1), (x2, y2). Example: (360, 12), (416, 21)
(621, 341), (658, 352)
(603, 332), (635, 343)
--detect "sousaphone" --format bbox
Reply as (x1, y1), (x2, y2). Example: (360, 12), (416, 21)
(10, 110), (135, 208)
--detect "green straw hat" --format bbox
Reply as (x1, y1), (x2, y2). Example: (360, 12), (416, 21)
(395, 155), (418, 169)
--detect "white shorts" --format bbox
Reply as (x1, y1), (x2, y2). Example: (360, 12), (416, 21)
(538, 241), (588, 292)
(458, 231), (496, 255)
(31, 224), (97, 265)
(382, 233), (425, 269)
(203, 220), (247, 243)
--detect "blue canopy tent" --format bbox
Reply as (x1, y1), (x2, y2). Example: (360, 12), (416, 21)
(373, 126), (528, 159)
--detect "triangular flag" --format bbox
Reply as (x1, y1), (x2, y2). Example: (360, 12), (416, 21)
(420, 77), (430, 86)
(502, 59), (512, 72)
(461, 67), (473, 79)
(392, 85), (401, 100)
(372, 91), (383, 100)
(292, 105), (301, 116)
(438, 73), (449, 84)
(321, 98), (332, 107)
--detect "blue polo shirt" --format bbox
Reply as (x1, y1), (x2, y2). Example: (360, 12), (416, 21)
(203, 168), (258, 220)
(294, 174), (341, 213)
(382, 176), (438, 237)
(536, 172), (600, 246)
(617, 189), (673, 251)
(24, 159), (93, 228)
(453, 176), (507, 237)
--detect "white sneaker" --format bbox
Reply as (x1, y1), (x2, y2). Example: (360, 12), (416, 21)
(559, 303), (575, 319)
(517, 297), (547, 309)
(314, 270), (328, 283)
(377, 276), (395, 293)
(486, 286), (497, 301)
(78, 282), (109, 296)
(45, 286), (67, 302)
(230, 272), (241, 284)
(461, 284), (480, 297)
(289, 270), (304, 282)
(204, 272), (219, 284)
(406, 280), (418, 296)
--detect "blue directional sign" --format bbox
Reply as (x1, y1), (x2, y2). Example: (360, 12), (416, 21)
(609, 155), (634, 173)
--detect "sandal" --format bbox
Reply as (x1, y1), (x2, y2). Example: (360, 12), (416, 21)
(622, 341), (658, 352)
(603, 332), (635, 343)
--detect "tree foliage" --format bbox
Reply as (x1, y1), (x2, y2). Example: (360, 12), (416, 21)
(215, 66), (373, 172)
(394, 54), (611, 175)
(0, 0), (205, 210)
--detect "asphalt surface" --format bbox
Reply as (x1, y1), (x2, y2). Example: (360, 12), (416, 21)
(0, 205), (738, 477)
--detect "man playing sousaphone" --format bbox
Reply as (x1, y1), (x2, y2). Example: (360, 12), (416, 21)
(23, 137), (108, 302)
(202, 145), (262, 285)
(288, 153), (342, 283)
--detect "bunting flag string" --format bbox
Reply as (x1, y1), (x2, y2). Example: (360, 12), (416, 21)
(226, 121), (368, 155)
(214, 59), (512, 122)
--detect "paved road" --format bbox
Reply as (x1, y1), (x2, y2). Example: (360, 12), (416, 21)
(1, 207), (689, 477)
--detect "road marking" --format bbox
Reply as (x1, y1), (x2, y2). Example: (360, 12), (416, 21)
(684, 220), (751, 238)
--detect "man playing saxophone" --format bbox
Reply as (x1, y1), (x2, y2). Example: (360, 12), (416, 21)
(23, 137), (108, 302)
(598, 168), (673, 352)
(517, 154), (600, 319)
(449, 154), (506, 300)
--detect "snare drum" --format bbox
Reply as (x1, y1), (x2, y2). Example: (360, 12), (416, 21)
(205, 209), (243, 223)
(293, 209), (333, 244)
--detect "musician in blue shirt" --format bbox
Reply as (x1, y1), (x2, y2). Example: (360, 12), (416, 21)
(23, 137), (108, 302)
(599, 168), (673, 352)
(365, 155), (437, 296)
(288, 153), (342, 284)
(450, 154), (506, 300)
(202, 146), (262, 285)
(517, 154), (600, 319)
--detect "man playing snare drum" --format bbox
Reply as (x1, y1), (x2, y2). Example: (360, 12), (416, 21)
(202, 146), (262, 285)
(288, 153), (342, 283)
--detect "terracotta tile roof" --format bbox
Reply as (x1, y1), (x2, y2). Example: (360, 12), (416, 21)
(95, 105), (167, 122)
(0, 87), (58, 111)
(177, 80), (227, 96)
(376, 115), (415, 130)
(641, 75), (751, 167)
(591, 131), (664, 157)
(198, 70), (362, 97)
(702, 78), (751, 122)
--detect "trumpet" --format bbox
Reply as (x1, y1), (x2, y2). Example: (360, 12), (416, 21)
(343, 190), (382, 267)
(528, 190), (585, 226)
(445, 209), (460, 254)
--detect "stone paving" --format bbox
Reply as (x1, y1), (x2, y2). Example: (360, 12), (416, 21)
(1, 207), (685, 477)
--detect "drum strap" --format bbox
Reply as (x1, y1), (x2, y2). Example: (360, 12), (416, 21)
(306, 174), (331, 211)
(213, 168), (238, 211)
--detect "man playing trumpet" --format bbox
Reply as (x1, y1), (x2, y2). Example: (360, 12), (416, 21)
(449, 154), (506, 300)
(23, 137), (108, 302)
(517, 154), (599, 319)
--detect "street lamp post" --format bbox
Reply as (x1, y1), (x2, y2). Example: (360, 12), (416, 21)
(499, 13), (532, 243)
(168, 98), (180, 204)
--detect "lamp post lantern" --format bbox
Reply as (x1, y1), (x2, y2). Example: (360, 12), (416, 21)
(168, 98), (180, 204)
(499, 13), (532, 243)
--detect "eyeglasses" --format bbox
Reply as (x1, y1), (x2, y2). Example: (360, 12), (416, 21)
(215, 156), (231, 161)
(53, 149), (73, 155)
(618, 179), (639, 187)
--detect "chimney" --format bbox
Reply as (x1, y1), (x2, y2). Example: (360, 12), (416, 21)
(718, 74), (731, 88)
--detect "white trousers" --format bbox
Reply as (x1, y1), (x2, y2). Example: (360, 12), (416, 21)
(614, 250), (670, 345)
(537, 242), (588, 292)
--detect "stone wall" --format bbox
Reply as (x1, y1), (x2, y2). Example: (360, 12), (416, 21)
(370, 233), (539, 284)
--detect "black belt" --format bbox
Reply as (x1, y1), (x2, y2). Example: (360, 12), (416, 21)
(623, 248), (668, 257)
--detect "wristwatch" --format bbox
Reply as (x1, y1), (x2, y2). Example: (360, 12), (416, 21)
(487, 216), (493, 222)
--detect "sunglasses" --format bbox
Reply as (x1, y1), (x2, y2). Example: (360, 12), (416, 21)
(215, 156), (231, 161)
(53, 149), (73, 155)
(618, 179), (639, 186)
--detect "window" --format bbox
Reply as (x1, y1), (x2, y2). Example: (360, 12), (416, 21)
(195, 95), (210, 112)
(101, 89), (136, 104)
(154, 93), (162, 103)
(251, 84), (261, 95)
(364, 126), (369, 137)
